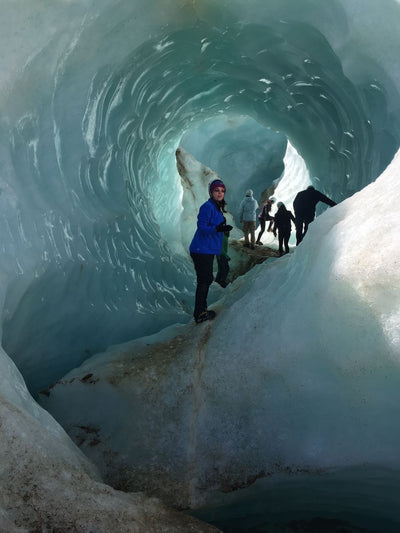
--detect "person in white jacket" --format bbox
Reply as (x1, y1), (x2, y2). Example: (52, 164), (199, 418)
(239, 189), (259, 249)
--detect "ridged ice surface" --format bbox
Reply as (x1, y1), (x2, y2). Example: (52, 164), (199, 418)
(0, 0), (399, 409)
(0, 0), (399, 531)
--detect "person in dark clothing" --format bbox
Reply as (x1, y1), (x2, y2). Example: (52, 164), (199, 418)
(189, 179), (232, 323)
(293, 185), (336, 244)
(256, 198), (275, 245)
(215, 232), (230, 288)
(273, 202), (295, 256)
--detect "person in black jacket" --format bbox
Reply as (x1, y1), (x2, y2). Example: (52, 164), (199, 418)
(273, 202), (295, 256)
(293, 185), (336, 244)
(256, 198), (275, 245)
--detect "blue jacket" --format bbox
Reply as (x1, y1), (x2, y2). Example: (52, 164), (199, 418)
(190, 199), (224, 255)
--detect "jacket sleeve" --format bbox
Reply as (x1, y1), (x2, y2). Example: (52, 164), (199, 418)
(317, 191), (336, 207)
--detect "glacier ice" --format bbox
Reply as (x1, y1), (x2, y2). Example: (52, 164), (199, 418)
(1, 0), (399, 394)
(0, 0), (400, 531)
(0, 343), (214, 531)
(42, 150), (400, 528)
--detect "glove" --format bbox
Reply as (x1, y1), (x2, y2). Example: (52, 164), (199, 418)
(216, 223), (233, 232)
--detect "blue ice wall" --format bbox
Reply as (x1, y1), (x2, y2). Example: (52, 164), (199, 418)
(0, 0), (399, 393)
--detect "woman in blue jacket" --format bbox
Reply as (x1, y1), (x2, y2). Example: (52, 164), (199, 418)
(189, 179), (232, 323)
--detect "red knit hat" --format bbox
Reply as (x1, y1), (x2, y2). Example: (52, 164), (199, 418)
(209, 179), (226, 195)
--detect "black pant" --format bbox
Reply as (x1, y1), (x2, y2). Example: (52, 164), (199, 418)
(216, 254), (229, 285)
(278, 229), (291, 254)
(257, 217), (274, 241)
(190, 252), (214, 319)
(295, 212), (314, 244)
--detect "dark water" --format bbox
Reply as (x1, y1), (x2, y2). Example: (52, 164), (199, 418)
(188, 467), (400, 532)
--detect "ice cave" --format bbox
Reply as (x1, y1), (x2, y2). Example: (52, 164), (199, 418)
(1, 0), (400, 531)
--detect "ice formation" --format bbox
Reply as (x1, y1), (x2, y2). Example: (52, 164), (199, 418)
(0, 0), (400, 531)
(42, 151), (400, 530)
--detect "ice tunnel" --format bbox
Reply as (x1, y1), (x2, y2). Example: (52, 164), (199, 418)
(1, 0), (400, 531)
(1, 0), (399, 395)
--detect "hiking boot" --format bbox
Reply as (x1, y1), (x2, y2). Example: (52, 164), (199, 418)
(195, 310), (216, 323)
(243, 243), (250, 248)
(216, 280), (228, 288)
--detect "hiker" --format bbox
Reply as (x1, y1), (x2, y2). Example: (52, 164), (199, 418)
(189, 179), (232, 323)
(273, 201), (295, 256)
(293, 185), (336, 244)
(239, 189), (259, 249)
(215, 232), (230, 288)
(256, 198), (275, 245)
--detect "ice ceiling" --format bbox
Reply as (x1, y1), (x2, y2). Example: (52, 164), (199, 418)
(0, 0), (399, 398)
